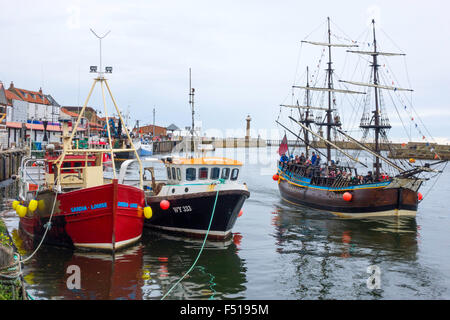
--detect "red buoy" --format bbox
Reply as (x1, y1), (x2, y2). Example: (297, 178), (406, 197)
(418, 192), (423, 201)
(272, 174), (279, 181)
(343, 192), (352, 202)
(238, 210), (243, 217)
(160, 200), (170, 210)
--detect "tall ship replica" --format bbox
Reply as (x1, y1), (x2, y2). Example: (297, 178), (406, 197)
(275, 18), (446, 218)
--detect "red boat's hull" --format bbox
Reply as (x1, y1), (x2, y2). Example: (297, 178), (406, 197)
(19, 180), (145, 251)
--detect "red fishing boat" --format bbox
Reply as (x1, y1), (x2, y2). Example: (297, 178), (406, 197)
(14, 30), (148, 251)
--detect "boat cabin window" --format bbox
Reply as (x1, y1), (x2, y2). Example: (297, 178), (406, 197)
(167, 167), (172, 179)
(186, 168), (196, 181)
(199, 167), (208, 180)
(231, 168), (239, 181)
(172, 167), (176, 181)
(221, 167), (230, 180)
(210, 167), (220, 180)
(176, 168), (181, 181)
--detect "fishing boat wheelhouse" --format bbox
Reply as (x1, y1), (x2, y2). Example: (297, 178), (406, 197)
(118, 156), (249, 240)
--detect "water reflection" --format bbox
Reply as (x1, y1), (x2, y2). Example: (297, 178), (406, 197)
(270, 201), (420, 299)
(140, 231), (247, 300)
(272, 202), (418, 260)
(5, 216), (246, 300)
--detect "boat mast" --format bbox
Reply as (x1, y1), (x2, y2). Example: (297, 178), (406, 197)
(371, 19), (381, 180)
(189, 68), (195, 138)
(326, 17), (333, 164)
(304, 66), (311, 158)
(189, 68), (195, 154)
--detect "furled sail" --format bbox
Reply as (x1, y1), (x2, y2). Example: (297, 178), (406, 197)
(347, 50), (405, 56)
(292, 85), (366, 94)
(280, 104), (332, 112)
(338, 80), (413, 92)
(301, 40), (358, 48)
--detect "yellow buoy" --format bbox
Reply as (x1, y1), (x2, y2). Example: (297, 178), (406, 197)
(28, 200), (38, 212)
(17, 205), (27, 218)
(144, 206), (153, 219)
(12, 200), (19, 210)
(38, 200), (45, 211)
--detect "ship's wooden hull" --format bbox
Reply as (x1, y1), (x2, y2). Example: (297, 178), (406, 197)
(278, 176), (418, 218)
(19, 180), (145, 251)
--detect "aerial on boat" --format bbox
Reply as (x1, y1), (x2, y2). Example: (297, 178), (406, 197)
(275, 18), (447, 218)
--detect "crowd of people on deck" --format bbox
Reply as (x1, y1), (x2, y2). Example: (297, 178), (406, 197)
(279, 151), (391, 185)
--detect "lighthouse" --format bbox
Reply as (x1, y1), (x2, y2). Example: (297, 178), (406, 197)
(245, 115), (251, 140)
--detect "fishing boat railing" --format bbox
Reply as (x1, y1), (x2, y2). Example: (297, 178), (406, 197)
(18, 157), (46, 201)
(113, 158), (158, 188)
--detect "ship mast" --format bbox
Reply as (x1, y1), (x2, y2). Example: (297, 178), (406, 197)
(325, 17), (334, 164)
(289, 17), (363, 164)
(371, 19), (382, 179)
(305, 66), (311, 158)
(340, 19), (413, 178)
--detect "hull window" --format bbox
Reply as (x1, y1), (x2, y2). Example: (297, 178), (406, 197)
(221, 167), (230, 180)
(231, 168), (239, 180)
(186, 168), (196, 181)
(172, 167), (176, 181)
(167, 167), (172, 180)
(177, 168), (181, 180)
(210, 167), (220, 180)
(199, 167), (208, 180)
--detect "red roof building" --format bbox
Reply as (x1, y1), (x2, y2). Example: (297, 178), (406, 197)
(8, 82), (50, 105)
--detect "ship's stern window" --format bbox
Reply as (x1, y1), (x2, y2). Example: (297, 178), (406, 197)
(186, 168), (196, 181)
(199, 167), (208, 180)
(221, 167), (230, 180)
(167, 167), (172, 180)
(210, 167), (220, 180)
(231, 168), (239, 181)
(177, 168), (181, 181)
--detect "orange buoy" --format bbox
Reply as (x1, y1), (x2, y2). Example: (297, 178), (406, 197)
(418, 192), (423, 201)
(272, 174), (279, 181)
(343, 192), (352, 202)
(160, 200), (170, 210)
(238, 210), (243, 217)
(409, 158), (416, 164)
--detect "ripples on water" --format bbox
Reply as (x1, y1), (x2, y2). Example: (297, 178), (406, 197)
(0, 147), (449, 299)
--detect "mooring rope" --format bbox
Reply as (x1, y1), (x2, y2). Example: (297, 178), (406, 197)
(1, 186), (59, 271)
(160, 179), (223, 300)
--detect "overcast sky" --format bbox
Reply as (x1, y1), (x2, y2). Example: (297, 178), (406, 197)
(0, 0), (449, 143)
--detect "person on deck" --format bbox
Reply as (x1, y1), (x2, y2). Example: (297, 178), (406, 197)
(299, 152), (306, 164)
(311, 152), (317, 165)
(314, 154), (321, 166)
(280, 153), (289, 163)
(365, 171), (374, 183)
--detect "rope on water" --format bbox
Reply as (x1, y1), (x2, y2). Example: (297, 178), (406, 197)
(160, 179), (224, 300)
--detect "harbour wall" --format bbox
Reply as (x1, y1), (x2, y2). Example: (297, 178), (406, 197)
(0, 149), (26, 182)
(266, 140), (450, 160)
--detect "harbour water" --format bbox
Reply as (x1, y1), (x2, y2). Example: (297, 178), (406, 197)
(0, 147), (449, 300)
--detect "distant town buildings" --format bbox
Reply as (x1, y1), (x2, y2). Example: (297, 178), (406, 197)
(132, 124), (167, 137)
(0, 79), (176, 149)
